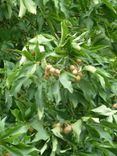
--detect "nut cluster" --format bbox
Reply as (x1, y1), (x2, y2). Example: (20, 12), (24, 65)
(53, 122), (73, 135)
(70, 64), (82, 81)
(44, 64), (61, 79)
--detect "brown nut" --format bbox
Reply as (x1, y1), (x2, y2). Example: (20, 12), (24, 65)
(70, 65), (76, 71)
(63, 124), (72, 134)
(76, 59), (82, 64)
(46, 64), (52, 71)
(75, 75), (81, 81)
(55, 69), (60, 75)
(72, 69), (78, 75)
(112, 104), (117, 109)
(50, 67), (56, 74)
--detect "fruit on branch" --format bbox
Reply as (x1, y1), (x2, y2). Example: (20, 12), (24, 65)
(75, 75), (81, 81)
(112, 103), (117, 109)
(46, 64), (52, 71)
(44, 64), (61, 79)
(50, 67), (56, 74)
(70, 64), (82, 81)
(55, 69), (61, 75)
(76, 59), (82, 64)
(72, 69), (78, 75)
(70, 65), (76, 71)
(63, 123), (73, 134)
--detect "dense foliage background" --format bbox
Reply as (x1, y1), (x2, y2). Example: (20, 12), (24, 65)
(0, 0), (117, 155)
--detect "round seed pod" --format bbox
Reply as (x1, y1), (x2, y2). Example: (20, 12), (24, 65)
(63, 124), (72, 134)
(55, 69), (60, 75)
(50, 67), (56, 74)
(76, 59), (82, 64)
(75, 75), (81, 81)
(112, 104), (117, 109)
(70, 65), (76, 71)
(72, 69), (78, 75)
(46, 64), (52, 71)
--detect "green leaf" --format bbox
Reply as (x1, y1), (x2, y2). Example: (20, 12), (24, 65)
(43, 0), (50, 5)
(2, 144), (23, 156)
(7, 3), (12, 18)
(53, 80), (61, 104)
(40, 141), (49, 155)
(79, 79), (96, 99)
(0, 117), (6, 132)
(59, 20), (69, 46)
(22, 50), (34, 61)
(85, 65), (97, 73)
(23, 0), (37, 14)
(12, 77), (28, 96)
(2, 144), (38, 156)
(52, 0), (59, 10)
(50, 137), (58, 156)
(97, 74), (105, 89)
(102, 0), (117, 14)
(72, 120), (82, 142)
(82, 117), (100, 123)
(69, 92), (78, 108)
(0, 125), (28, 140)
(19, 0), (26, 18)
(27, 63), (37, 76)
(31, 119), (49, 142)
(35, 84), (44, 120)
(60, 0), (68, 17)
(59, 72), (73, 93)
(52, 127), (63, 139)
(92, 105), (117, 116)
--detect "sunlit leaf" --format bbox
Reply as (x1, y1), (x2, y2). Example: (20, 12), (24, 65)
(19, 0), (26, 18)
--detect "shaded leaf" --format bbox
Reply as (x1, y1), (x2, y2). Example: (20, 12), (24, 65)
(72, 120), (82, 142)
(59, 72), (73, 93)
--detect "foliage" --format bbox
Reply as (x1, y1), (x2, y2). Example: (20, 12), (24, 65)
(0, 0), (117, 155)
